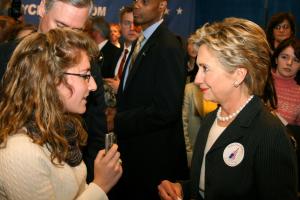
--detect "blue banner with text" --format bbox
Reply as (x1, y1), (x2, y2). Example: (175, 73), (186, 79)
(22, 0), (196, 38)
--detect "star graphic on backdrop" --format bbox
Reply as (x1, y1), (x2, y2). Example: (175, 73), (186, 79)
(120, 6), (125, 11)
(164, 8), (170, 15)
(176, 7), (183, 15)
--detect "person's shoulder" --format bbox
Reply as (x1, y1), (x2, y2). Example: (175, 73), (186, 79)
(101, 42), (121, 59)
(2, 132), (40, 153)
(245, 99), (280, 127)
(154, 25), (185, 49)
(105, 41), (120, 52)
(0, 40), (19, 52)
(0, 40), (19, 69)
(156, 25), (176, 39)
(0, 131), (48, 163)
(0, 131), (54, 180)
(253, 105), (287, 138)
(0, 132), (55, 199)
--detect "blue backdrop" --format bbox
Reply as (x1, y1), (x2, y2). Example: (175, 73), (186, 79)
(22, 0), (300, 39)
(22, 0), (196, 38)
(195, 0), (300, 38)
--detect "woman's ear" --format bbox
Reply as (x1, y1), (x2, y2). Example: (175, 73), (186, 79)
(237, 67), (247, 76)
(37, 0), (46, 17)
(234, 67), (248, 85)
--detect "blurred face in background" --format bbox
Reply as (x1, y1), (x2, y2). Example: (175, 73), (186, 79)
(273, 19), (293, 45)
(276, 45), (300, 79)
(120, 11), (141, 45)
(110, 24), (121, 43)
(187, 42), (197, 59)
(38, 0), (89, 32)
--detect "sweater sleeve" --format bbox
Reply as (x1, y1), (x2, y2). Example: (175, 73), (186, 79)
(76, 182), (108, 200)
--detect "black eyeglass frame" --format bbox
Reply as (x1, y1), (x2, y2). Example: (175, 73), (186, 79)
(63, 72), (92, 81)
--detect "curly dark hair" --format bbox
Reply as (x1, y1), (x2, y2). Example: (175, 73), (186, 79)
(266, 12), (296, 50)
(0, 28), (98, 166)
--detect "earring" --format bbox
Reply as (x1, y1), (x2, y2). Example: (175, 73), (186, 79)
(233, 81), (239, 87)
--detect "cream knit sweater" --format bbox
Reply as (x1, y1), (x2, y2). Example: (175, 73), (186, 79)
(272, 71), (300, 125)
(0, 132), (108, 200)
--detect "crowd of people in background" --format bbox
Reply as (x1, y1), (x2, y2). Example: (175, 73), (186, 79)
(0, 0), (299, 199)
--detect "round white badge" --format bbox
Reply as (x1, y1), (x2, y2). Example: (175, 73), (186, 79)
(223, 142), (244, 167)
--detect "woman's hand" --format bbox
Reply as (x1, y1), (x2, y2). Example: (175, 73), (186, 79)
(93, 144), (122, 193)
(158, 180), (183, 200)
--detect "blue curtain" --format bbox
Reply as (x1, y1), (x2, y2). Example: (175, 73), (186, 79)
(195, 0), (300, 38)
(22, 0), (196, 38)
(21, 0), (300, 39)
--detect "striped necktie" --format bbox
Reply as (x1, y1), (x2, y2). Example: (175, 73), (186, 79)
(129, 34), (145, 71)
(117, 48), (129, 79)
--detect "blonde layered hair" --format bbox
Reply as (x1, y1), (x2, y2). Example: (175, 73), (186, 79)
(0, 28), (98, 165)
(191, 17), (271, 97)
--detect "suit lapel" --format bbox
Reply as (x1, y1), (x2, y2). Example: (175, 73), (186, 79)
(127, 42), (156, 83)
(190, 112), (215, 195)
(190, 96), (262, 195)
(208, 96), (262, 154)
(123, 25), (162, 91)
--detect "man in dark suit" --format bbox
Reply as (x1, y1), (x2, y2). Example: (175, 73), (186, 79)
(82, 16), (122, 182)
(0, 0), (108, 185)
(103, 5), (141, 132)
(111, 0), (189, 199)
(0, 40), (17, 79)
(104, 5), (141, 94)
(89, 16), (121, 79)
(85, 16), (121, 133)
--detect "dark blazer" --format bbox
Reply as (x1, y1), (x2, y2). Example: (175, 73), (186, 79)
(0, 40), (19, 80)
(112, 24), (189, 200)
(100, 41), (121, 78)
(181, 96), (297, 200)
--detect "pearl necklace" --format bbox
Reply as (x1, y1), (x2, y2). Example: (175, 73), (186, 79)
(217, 95), (254, 122)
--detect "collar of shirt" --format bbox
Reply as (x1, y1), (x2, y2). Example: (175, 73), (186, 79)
(141, 19), (163, 45)
(123, 43), (133, 52)
(98, 39), (108, 51)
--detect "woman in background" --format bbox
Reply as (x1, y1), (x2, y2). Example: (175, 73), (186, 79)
(110, 23), (121, 48)
(0, 28), (122, 200)
(185, 37), (198, 83)
(266, 12), (296, 52)
(271, 37), (300, 125)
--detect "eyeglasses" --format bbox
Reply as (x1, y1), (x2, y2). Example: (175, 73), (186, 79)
(122, 21), (134, 27)
(278, 53), (300, 64)
(274, 24), (290, 30)
(63, 72), (92, 82)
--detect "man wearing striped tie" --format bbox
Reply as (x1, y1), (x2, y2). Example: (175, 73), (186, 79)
(104, 5), (141, 94)
(103, 5), (141, 132)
